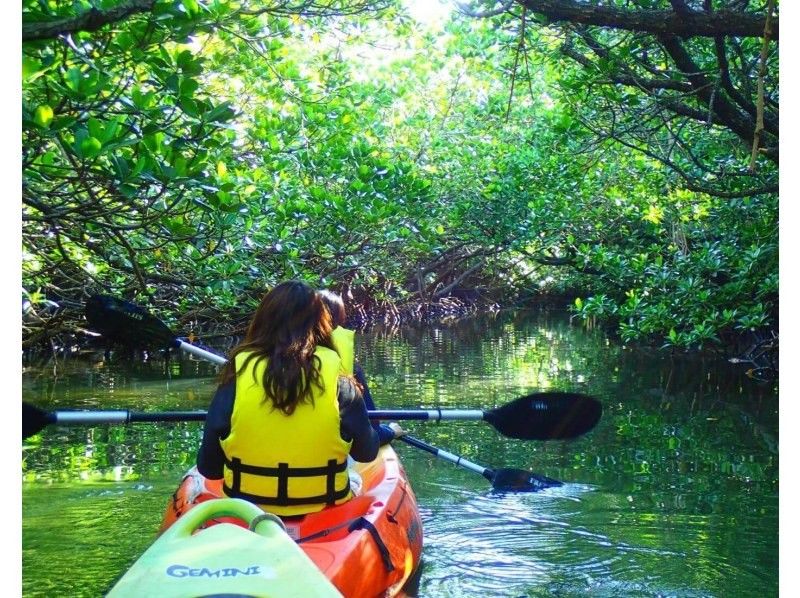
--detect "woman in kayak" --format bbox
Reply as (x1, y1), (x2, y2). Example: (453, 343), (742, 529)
(196, 280), (381, 517)
(318, 289), (404, 445)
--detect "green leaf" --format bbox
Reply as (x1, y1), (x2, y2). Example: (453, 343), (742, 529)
(179, 97), (199, 117)
(22, 56), (44, 82)
(65, 67), (83, 93)
(176, 50), (195, 70)
(87, 118), (105, 141)
(165, 74), (180, 93)
(110, 156), (130, 180)
(143, 132), (165, 153)
(80, 137), (103, 159)
(114, 32), (136, 51)
(132, 88), (155, 110)
(179, 77), (199, 98)
(131, 156), (147, 177)
(181, 0), (200, 16)
(33, 105), (53, 129)
(205, 102), (235, 122)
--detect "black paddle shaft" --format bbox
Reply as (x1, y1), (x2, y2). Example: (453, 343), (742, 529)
(22, 403), (208, 439)
(24, 394), (602, 441)
(397, 434), (561, 492)
(373, 393), (603, 440)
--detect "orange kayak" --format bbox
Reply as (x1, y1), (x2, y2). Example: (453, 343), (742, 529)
(151, 445), (423, 597)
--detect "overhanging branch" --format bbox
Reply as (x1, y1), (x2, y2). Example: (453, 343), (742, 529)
(515, 0), (777, 39)
(23, 0), (156, 42)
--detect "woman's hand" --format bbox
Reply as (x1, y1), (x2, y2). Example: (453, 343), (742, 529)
(388, 422), (406, 438)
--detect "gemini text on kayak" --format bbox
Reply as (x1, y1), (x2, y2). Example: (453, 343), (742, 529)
(166, 565), (262, 578)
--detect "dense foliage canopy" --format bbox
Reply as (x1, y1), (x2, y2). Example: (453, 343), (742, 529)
(22, 0), (778, 364)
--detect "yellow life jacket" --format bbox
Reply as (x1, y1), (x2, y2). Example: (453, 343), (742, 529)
(330, 326), (355, 376)
(220, 347), (353, 516)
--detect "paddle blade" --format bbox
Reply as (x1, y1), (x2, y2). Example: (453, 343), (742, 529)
(85, 295), (178, 349)
(484, 392), (602, 440)
(488, 468), (562, 492)
(23, 403), (53, 439)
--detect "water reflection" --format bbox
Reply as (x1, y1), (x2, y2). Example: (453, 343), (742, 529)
(22, 308), (778, 597)
(414, 475), (767, 597)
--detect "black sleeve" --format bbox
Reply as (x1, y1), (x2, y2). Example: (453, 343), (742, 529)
(376, 424), (396, 446)
(354, 364), (395, 446)
(196, 381), (235, 479)
(339, 379), (380, 462)
(353, 364), (376, 410)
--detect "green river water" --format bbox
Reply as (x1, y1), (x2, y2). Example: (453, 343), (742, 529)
(21, 309), (778, 597)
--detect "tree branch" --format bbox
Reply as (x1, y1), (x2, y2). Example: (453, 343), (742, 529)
(749, 0), (777, 171)
(658, 34), (776, 158)
(23, 0), (156, 42)
(432, 259), (488, 299)
(515, 0), (777, 39)
(560, 43), (692, 92)
(578, 112), (777, 198)
(521, 249), (603, 276)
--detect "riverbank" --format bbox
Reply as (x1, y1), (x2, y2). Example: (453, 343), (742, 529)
(21, 292), (777, 381)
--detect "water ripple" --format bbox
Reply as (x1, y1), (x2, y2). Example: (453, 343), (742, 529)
(415, 483), (726, 597)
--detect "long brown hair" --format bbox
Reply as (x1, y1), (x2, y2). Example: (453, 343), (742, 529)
(221, 280), (335, 415)
(318, 289), (347, 328)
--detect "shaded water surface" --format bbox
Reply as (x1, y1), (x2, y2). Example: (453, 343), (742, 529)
(22, 309), (778, 597)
